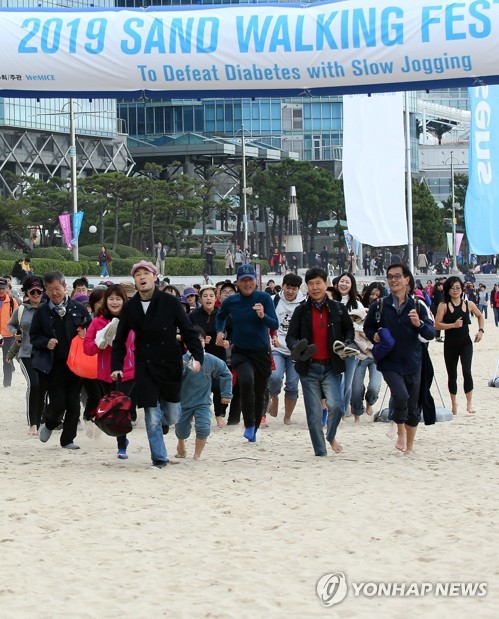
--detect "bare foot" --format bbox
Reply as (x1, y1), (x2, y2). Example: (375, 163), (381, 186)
(216, 416), (226, 428)
(354, 415), (360, 423)
(268, 396), (279, 418)
(329, 439), (343, 453)
(28, 425), (38, 436)
(283, 417), (294, 425)
(175, 441), (187, 458)
(466, 406), (476, 414)
(404, 448), (415, 456)
(386, 422), (396, 439)
(193, 454), (201, 461)
(395, 438), (406, 452)
(366, 404), (374, 416)
(452, 405), (458, 415)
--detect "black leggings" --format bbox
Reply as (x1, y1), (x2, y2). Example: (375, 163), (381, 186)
(231, 348), (271, 430)
(19, 357), (47, 428)
(444, 337), (473, 394)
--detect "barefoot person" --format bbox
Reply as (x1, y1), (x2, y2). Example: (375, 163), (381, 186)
(267, 273), (305, 424)
(286, 267), (355, 457)
(175, 327), (232, 460)
(364, 264), (435, 455)
(434, 276), (484, 415)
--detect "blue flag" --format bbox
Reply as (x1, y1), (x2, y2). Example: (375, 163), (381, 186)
(466, 86), (499, 254)
(71, 211), (84, 245)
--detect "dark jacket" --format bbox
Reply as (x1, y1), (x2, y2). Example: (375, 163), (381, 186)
(111, 289), (204, 407)
(286, 297), (354, 376)
(364, 294), (435, 374)
(189, 306), (226, 361)
(30, 298), (91, 373)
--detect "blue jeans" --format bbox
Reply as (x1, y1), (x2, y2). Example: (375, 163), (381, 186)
(100, 261), (109, 277)
(268, 351), (299, 400)
(341, 356), (359, 414)
(175, 406), (211, 440)
(299, 363), (343, 456)
(144, 400), (178, 463)
(351, 357), (383, 415)
(478, 304), (487, 319)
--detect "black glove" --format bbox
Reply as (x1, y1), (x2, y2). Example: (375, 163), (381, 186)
(291, 338), (317, 362)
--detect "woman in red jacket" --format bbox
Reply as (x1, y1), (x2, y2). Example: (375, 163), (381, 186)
(84, 284), (136, 459)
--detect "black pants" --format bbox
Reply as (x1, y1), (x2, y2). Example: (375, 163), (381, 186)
(231, 347), (271, 430)
(43, 360), (83, 446)
(382, 370), (421, 427)
(205, 261), (214, 275)
(2, 336), (14, 387)
(19, 357), (47, 428)
(211, 376), (228, 418)
(444, 336), (473, 394)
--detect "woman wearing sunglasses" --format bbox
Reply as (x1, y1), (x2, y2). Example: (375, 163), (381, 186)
(7, 275), (48, 436)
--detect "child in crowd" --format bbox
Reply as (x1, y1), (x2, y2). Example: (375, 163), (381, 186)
(175, 326), (232, 460)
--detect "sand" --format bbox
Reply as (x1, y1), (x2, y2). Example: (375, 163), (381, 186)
(1, 321), (498, 619)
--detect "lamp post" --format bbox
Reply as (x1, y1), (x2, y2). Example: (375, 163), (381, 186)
(241, 125), (248, 253)
(448, 151), (460, 274)
(69, 98), (78, 261)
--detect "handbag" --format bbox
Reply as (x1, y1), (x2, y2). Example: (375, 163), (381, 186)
(67, 334), (98, 379)
(92, 391), (133, 437)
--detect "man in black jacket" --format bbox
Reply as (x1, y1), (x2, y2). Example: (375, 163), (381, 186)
(30, 270), (91, 449)
(111, 261), (204, 469)
(286, 267), (355, 457)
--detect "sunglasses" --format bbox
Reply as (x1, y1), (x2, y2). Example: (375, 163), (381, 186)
(28, 290), (43, 296)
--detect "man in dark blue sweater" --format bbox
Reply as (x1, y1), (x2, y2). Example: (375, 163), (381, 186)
(216, 264), (278, 442)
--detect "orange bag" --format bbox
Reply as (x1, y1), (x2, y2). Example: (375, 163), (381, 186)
(67, 335), (98, 379)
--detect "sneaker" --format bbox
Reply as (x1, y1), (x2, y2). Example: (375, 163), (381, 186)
(151, 460), (167, 469)
(117, 439), (129, 460)
(260, 416), (268, 428)
(342, 345), (360, 357)
(39, 423), (52, 443)
(243, 426), (255, 441)
(62, 443), (80, 450)
(333, 341), (346, 355)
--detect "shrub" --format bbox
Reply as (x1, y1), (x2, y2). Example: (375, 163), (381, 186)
(0, 250), (27, 262)
(29, 247), (72, 261)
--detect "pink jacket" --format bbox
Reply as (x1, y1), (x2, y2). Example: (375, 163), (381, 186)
(84, 315), (135, 383)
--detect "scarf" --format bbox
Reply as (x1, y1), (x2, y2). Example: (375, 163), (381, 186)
(51, 295), (68, 318)
(311, 297), (328, 312)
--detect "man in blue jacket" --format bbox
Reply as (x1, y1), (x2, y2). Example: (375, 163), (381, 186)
(364, 263), (435, 455)
(216, 264), (278, 442)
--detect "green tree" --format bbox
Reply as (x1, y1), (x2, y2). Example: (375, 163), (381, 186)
(411, 178), (445, 250)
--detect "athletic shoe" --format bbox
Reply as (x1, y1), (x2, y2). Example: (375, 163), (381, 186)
(342, 345), (360, 357)
(39, 423), (52, 443)
(117, 439), (129, 460)
(151, 460), (167, 469)
(62, 443), (80, 450)
(243, 426), (255, 441)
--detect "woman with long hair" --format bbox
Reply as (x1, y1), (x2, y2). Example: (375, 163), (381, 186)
(84, 284), (136, 458)
(335, 272), (363, 417)
(435, 276), (484, 415)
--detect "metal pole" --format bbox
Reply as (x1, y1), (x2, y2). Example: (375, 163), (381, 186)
(405, 91), (414, 273)
(241, 123), (248, 253)
(69, 98), (79, 261)
(450, 152), (458, 273)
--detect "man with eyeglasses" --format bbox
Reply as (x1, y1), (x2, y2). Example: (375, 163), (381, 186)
(364, 263), (435, 455)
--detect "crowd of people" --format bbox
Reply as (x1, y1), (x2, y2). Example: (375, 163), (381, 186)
(0, 253), (494, 467)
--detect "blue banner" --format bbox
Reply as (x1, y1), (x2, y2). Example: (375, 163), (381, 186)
(466, 85), (499, 254)
(71, 211), (84, 246)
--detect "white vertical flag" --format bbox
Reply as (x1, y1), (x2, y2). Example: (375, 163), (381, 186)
(343, 93), (407, 247)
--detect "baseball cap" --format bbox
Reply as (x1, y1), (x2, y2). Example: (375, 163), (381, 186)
(199, 284), (217, 295)
(25, 279), (44, 292)
(131, 260), (158, 277)
(0, 277), (8, 288)
(237, 264), (256, 280)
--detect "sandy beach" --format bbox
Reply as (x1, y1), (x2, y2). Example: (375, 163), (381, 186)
(1, 319), (498, 618)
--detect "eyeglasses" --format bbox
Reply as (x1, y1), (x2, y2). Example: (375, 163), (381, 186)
(449, 286), (462, 292)
(28, 290), (42, 296)
(221, 290), (235, 296)
(387, 273), (403, 281)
